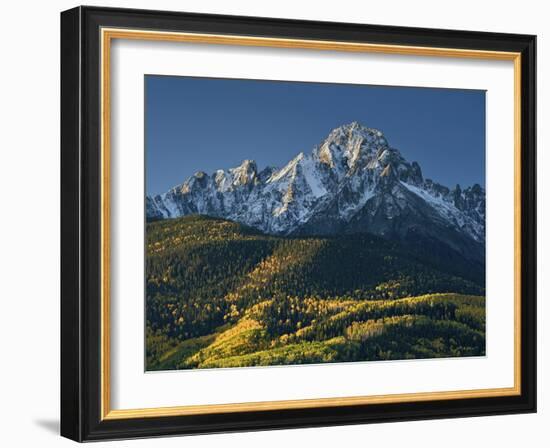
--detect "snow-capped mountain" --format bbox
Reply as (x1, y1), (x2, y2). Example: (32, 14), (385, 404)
(147, 122), (485, 261)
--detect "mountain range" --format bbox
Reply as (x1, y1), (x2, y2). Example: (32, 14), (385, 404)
(147, 122), (485, 262)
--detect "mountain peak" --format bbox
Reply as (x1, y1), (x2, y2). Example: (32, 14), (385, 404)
(331, 121), (387, 141)
(314, 122), (390, 176)
(234, 159), (257, 172)
(229, 159), (258, 185)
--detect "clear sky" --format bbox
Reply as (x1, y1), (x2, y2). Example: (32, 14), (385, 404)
(146, 75), (485, 196)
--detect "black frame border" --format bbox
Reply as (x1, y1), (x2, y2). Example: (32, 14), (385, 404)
(61, 6), (536, 442)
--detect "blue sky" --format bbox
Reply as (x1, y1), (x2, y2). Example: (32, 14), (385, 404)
(146, 75), (485, 196)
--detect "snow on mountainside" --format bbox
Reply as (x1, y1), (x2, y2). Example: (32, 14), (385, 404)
(147, 122), (485, 260)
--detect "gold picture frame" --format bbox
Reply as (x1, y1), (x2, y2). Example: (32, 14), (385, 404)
(61, 6), (536, 441)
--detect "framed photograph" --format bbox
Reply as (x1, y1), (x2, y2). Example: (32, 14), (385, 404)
(60, 6), (536, 441)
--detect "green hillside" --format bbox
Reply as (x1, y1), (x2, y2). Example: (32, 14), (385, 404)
(146, 215), (485, 370)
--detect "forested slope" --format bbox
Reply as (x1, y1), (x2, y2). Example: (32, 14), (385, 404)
(146, 215), (485, 370)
